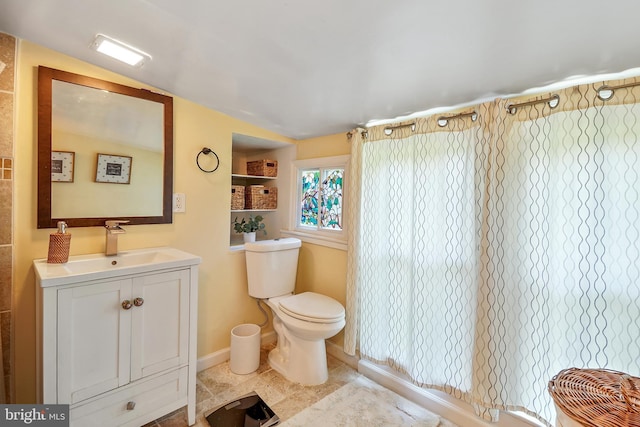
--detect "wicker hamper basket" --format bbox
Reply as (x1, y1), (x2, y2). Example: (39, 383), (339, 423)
(247, 160), (278, 177)
(231, 185), (245, 210)
(548, 368), (640, 427)
(245, 185), (277, 210)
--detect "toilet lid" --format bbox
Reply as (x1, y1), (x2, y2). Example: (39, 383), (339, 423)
(279, 292), (345, 323)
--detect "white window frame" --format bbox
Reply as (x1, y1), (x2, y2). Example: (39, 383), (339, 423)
(282, 155), (349, 251)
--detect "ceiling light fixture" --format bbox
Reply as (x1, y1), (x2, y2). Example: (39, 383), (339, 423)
(90, 34), (151, 67)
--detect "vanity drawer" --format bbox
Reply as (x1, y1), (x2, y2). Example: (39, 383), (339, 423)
(70, 367), (187, 427)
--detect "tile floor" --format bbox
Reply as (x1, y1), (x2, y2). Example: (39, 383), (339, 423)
(147, 343), (454, 427)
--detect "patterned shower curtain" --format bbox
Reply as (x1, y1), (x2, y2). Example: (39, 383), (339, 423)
(345, 76), (640, 425)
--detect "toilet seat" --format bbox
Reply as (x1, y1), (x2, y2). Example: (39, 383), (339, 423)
(279, 292), (345, 324)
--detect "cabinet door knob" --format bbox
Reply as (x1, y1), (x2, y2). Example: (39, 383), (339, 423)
(126, 401), (136, 410)
(133, 297), (144, 307)
(121, 300), (132, 310)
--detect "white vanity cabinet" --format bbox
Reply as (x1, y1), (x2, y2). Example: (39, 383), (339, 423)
(35, 247), (200, 427)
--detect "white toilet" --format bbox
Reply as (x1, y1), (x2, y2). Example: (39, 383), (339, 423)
(244, 237), (345, 385)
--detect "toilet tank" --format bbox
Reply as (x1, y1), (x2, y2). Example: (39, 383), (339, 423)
(244, 238), (302, 298)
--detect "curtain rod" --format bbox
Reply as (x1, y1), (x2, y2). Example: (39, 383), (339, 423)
(383, 109), (480, 132)
(437, 110), (478, 127)
(597, 80), (640, 100)
(506, 94), (560, 114)
(356, 79), (640, 135)
(346, 129), (368, 139)
(384, 122), (416, 132)
(380, 109), (479, 133)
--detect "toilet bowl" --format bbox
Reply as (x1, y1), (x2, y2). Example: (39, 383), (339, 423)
(265, 293), (345, 385)
(244, 238), (346, 385)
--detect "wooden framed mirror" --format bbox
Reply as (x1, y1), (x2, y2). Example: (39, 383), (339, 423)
(37, 66), (174, 228)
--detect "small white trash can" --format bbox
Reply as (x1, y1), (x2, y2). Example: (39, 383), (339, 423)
(229, 323), (261, 375)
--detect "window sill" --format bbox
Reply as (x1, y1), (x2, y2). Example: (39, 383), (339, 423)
(280, 230), (347, 251)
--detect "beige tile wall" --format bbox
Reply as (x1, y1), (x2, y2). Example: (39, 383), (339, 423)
(0, 32), (15, 403)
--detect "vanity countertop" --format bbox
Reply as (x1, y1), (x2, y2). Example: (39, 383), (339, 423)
(34, 246), (201, 287)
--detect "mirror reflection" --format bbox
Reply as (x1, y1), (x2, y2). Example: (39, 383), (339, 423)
(38, 66), (174, 228)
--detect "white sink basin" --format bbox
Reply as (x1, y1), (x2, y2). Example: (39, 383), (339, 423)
(34, 247), (201, 287)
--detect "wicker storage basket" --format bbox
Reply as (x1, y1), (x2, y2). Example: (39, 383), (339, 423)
(247, 160), (278, 177)
(245, 185), (277, 210)
(231, 185), (245, 210)
(548, 368), (640, 427)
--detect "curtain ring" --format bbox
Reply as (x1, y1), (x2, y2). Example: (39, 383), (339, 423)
(597, 85), (614, 101)
(196, 147), (220, 173)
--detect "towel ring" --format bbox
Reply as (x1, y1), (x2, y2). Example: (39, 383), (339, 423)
(196, 147), (220, 173)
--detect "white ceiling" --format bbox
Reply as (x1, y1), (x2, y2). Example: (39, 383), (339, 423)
(3, 0), (640, 139)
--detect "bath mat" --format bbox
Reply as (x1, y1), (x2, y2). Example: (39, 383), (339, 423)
(205, 391), (280, 427)
(279, 376), (457, 426)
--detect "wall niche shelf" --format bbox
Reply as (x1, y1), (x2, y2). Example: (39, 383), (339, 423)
(230, 133), (295, 248)
(231, 174), (277, 180)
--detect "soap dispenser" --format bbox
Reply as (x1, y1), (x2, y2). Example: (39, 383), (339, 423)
(47, 221), (72, 263)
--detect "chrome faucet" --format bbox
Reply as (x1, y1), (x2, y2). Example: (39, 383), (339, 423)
(105, 220), (129, 256)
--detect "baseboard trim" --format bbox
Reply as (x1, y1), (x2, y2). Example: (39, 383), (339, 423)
(197, 335), (351, 373)
(196, 330), (276, 372)
(358, 359), (541, 427)
(325, 340), (359, 370)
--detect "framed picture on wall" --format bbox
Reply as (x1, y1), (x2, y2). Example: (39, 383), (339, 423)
(51, 151), (75, 182)
(95, 153), (132, 184)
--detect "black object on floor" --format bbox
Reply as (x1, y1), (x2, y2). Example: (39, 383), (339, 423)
(205, 391), (280, 427)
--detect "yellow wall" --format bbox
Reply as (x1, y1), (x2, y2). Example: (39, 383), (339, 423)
(296, 132), (350, 160)
(296, 242), (348, 346)
(13, 40), (297, 402)
(294, 132), (351, 345)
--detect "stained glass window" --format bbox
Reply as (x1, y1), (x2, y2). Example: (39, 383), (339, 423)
(299, 167), (344, 231)
(301, 170), (319, 226)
